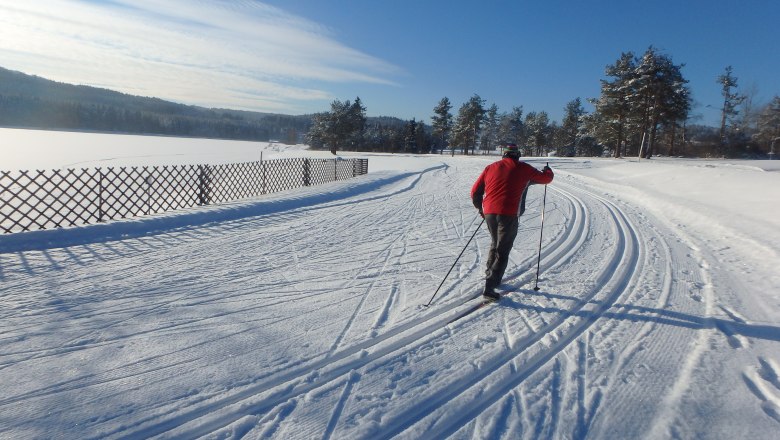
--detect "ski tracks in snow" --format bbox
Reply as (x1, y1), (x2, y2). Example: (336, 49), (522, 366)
(3, 160), (774, 439)
(117, 175), (647, 439)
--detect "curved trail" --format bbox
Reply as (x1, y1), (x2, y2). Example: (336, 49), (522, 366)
(3, 157), (771, 440)
(105, 168), (588, 439)
(127, 180), (652, 439)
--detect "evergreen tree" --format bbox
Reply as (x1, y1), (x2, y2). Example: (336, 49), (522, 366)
(404, 118), (418, 153)
(717, 66), (746, 155)
(497, 106), (525, 147)
(632, 47), (691, 158)
(578, 134), (604, 157)
(415, 120), (431, 153)
(347, 97), (367, 150)
(306, 112), (330, 149)
(431, 97), (453, 151)
(560, 98), (585, 156)
(451, 94), (486, 155)
(589, 52), (637, 158)
(480, 103), (500, 153)
(754, 95), (780, 156)
(524, 111), (551, 156)
(305, 97), (367, 154)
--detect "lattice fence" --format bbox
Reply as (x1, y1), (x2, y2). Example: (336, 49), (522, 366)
(1, 157), (368, 234)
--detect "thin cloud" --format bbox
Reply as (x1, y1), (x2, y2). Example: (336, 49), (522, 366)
(0, 0), (402, 113)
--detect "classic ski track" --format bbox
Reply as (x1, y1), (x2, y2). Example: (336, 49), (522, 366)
(574, 210), (676, 433)
(324, 173), (459, 355)
(0, 169), (460, 396)
(377, 184), (642, 439)
(321, 371), (360, 440)
(0, 170), (439, 371)
(325, 215), (410, 357)
(107, 176), (586, 439)
(0, 173), (447, 419)
(2, 165), (630, 440)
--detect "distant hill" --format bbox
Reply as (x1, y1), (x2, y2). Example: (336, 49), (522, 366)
(0, 67), (309, 142)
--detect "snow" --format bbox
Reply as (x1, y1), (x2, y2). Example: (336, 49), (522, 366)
(0, 127), (317, 170)
(1, 128), (780, 439)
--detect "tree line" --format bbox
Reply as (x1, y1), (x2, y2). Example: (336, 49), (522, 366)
(305, 97), (435, 155)
(0, 67), (312, 143)
(2, 50), (778, 159)
(310, 47), (779, 159)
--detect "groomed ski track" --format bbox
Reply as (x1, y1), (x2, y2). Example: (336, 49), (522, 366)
(1, 157), (777, 439)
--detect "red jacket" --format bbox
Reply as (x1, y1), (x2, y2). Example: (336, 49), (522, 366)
(471, 157), (553, 215)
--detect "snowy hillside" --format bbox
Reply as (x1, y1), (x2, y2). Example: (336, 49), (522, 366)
(1, 130), (779, 439)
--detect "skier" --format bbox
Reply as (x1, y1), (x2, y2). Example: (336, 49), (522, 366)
(470, 143), (554, 301)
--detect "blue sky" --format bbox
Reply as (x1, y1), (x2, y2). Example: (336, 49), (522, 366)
(1, 0), (778, 127)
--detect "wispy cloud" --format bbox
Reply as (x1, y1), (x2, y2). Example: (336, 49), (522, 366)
(0, 0), (402, 113)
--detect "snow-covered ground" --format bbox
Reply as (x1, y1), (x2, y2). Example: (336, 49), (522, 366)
(0, 127), (317, 170)
(1, 129), (780, 439)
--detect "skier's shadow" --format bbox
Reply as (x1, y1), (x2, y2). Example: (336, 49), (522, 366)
(502, 288), (780, 343)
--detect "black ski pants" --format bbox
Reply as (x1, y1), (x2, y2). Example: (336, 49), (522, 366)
(484, 214), (519, 292)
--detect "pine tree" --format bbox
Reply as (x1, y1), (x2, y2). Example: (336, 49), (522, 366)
(632, 47), (691, 159)
(754, 95), (780, 156)
(431, 97), (453, 151)
(404, 118), (417, 153)
(587, 52), (637, 157)
(560, 98), (585, 156)
(415, 120), (430, 153)
(347, 97), (367, 150)
(480, 104), (500, 153)
(497, 106), (525, 147)
(717, 66), (746, 155)
(305, 97), (367, 154)
(525, 111), (551, 156)
(306, 112), (329, 149)
(451, 94), (486, 155)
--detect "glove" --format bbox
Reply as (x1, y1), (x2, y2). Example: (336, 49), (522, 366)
(543, 165), (552, 173)
(478, 208), (484, 218)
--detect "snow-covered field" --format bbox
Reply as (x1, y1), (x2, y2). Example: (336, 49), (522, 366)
(1, 129), (780, 439)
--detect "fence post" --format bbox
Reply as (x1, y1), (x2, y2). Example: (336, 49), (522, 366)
(303, 158), (311, 186)
(144, 169), (151, 215)
(260, 153), (267, 195)
(98, 169), (104, 222)
(197, 165), (204, 205)
(204, 165), (212, 204)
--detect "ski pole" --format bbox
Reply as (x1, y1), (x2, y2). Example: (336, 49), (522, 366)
(533, 163), (549, 291)
(425, 216), (484, 307)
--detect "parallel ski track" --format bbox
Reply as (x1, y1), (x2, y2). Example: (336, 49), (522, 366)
(107, 176), (588, 439)
(2, 166), (466, 438)
(382, 184), (642, 439)
(325, 189), (425, 356)
(0, 170), (436, 372)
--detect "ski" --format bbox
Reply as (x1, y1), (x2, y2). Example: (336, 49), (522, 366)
(447, 297), (499, 324)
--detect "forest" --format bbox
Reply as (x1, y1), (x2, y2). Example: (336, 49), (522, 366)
(308, 48), (779, 159)
(2, 46), (779, 159)
(0, 66), (315, 144)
